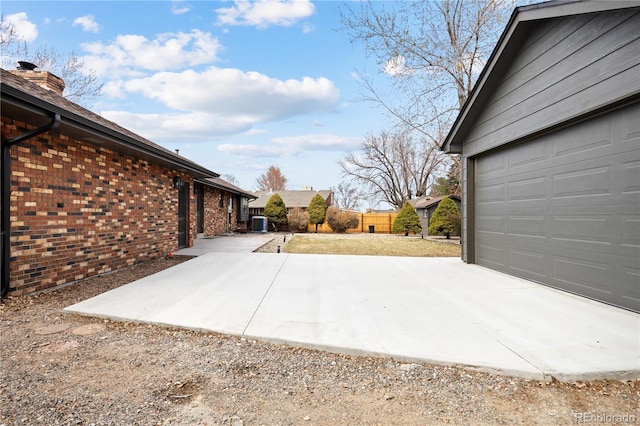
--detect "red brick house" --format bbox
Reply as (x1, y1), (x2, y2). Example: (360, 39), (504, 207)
(0, 66), (247, 297)
(195, 177), (255, 235)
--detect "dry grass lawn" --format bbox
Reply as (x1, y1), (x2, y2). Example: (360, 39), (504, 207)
(286, 233), (461, 257)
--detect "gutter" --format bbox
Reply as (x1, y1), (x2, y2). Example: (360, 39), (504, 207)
(1, 113), (60, 297)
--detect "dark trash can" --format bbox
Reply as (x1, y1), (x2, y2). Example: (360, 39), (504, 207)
(368, 225), (375, 234)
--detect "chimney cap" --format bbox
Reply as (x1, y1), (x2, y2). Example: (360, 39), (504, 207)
(17, 61), (38, 71)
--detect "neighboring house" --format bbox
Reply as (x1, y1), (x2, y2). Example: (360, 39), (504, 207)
(0, 66), (228, 297)
(248, 189), (334, 218)
(408, 195), (461, 234)
(195, 177), (255, 235)
(441, 1), (640, 312)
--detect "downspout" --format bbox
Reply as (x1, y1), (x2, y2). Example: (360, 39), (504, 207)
(1, 113), (60, 297)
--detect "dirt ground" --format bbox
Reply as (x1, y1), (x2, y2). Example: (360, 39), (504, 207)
(1, 246), (639, 425)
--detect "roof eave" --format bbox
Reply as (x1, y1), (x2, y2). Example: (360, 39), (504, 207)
(196, 178), (256, 199)
(1, 83), (218, 179)
(441, 0), (640, 154)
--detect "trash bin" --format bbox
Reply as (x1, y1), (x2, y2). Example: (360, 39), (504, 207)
(368, 225), (375, 234)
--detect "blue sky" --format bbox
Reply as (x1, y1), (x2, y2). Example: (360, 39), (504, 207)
(2, 0), (394, 197)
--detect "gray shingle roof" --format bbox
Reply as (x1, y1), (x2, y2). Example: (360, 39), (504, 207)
(408, 195), (460, 210)
(249, 190), (333, 209)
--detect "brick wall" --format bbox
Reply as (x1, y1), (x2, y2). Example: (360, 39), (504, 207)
(2, 115), (194, 295)
(202, 187), (238, 235)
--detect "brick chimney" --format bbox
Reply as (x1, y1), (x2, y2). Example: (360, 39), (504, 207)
(10, 61), (65, 95)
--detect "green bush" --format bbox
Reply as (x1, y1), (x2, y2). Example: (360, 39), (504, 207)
(326, 206), (359, 233)
(287, 207), (309, 233)
(428, 197), (460, 239)
(264, 193), (287, 231)
(308, 194), (327, 233)
(392, 202), (422, 235)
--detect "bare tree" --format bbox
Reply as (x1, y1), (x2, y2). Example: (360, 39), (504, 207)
(332, 181), (364, 211)
(221, 174), (240, 187)
(0, 14), (21, 57)
(340, 0), (511, 135)
(1, 15), (103, 107)
(339, 129), (447, 209)
(255, 165), (287, 191)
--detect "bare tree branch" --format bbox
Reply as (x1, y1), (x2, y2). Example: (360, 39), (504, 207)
(255, 165), (287, 191)
(1, 16), (103, 107)
(339, 129), (448, 209)
(332, 181), (365, 211)
(340, 0), (511, 135)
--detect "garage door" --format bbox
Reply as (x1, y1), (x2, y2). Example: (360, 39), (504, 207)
(474, 103), (640, 312)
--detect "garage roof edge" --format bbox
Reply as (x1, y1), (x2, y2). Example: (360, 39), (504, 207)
(441, 0), (640, 154)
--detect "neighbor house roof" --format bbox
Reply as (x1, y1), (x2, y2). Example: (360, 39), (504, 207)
(197, 177), (256, 199)
(249, 190), (333, 209)
(1, 68), (218, 178)
(408, 195), (461, 210)
(441, 0), (640, 154)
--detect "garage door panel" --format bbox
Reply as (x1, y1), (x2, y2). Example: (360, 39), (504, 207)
(477, 154), (507, 177)
(474, 103), (640, 311)
(476, 183), (506, 204)
(551, 165), (612, 199)
(552, 133), (611, 159)
(551, 254), (613, 294)
(508, 176), (547, 202)
(508, 139), (547, 170)
(550, 215), (611, 245)
(621, 160), (640, 193)
(620, 216), (640, 248)
(509, 249), (548, 280)
(476, 242), (506, 268)
(622, 268), (640, 304)
(508, 216), (546, 237)
(477, 215), (504, 234)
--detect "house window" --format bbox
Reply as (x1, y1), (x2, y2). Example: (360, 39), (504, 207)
(219, 193), (224, 208)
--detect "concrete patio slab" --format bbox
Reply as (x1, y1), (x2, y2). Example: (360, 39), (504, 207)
(65, 238), (640, 382)
(174, 233), (273, 255)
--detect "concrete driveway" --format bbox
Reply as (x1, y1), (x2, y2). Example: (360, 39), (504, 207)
(65, 235), (640, 382)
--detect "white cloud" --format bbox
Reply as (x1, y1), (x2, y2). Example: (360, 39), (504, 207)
(80, 30), (222, 77)
(101, 110), (255, 141)
(302, 22), (314, 34)
(121, 67), (340, 119)
(218, 134), (360, 158)
(73, 15), (99, 33)
(171, 1), (191, 15)
(272, 134), (361, 151)
(5, 12), (38, 42)
(98, 66), (339, 141)
(215, 0), (315, 28)
(217, 143), (291, 157)
(383, 55), (410, 77)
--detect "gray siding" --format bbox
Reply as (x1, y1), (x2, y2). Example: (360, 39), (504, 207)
(463, 8), (640, 157)
(473, 103), (639, 311)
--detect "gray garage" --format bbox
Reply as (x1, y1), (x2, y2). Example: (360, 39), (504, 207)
(442, 1), (640, 312)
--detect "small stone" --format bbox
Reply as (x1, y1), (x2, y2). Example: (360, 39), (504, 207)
(303, 416), (311, 421)
(399, 363), (422, 371)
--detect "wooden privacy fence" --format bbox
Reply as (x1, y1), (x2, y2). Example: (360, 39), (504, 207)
(307, 212), (399, 234)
